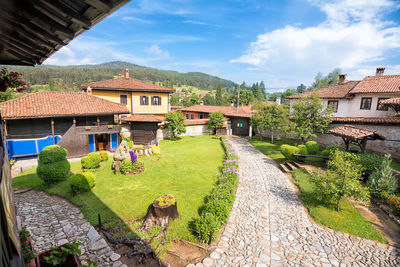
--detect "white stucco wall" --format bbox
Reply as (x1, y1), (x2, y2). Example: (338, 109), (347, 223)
(345, 93), (400, 117)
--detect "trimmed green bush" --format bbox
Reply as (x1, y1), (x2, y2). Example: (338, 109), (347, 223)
(207, 186), (235, 205)
(194, 213), (221, 243)
(305, 141), (319, 154)
(81, 152), (101, 169)
(356, 153), (384, 173)
(326, 145), (345, 152)
(297, 145), (308, 155)
(37, 145), (70, 185)
(321, 149), (330, 157)
(202, 198), (231, 223)
(68, 172), (96, 193)
(280, 144), (300, 162)
(99, 152), (108, 161)
(120, 159), (133, 174)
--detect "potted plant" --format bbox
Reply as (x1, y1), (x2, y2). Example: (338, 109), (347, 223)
(36, 240), (82, 267)
(21, 225), (36, 267)
(85, 126), (91, 131)
(107, 125), (113, 129)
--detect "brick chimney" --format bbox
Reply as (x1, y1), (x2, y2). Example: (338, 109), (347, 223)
(118, 73), (122, 79)
(338, 74), (347, 84)
(86, 86), (92, 95)
(376, 67), (385, 76)
(230, 101), (234, 107)
(200, 101), (204, 105)
(124, 68), (129, 79)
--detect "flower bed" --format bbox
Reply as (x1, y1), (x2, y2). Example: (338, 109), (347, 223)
(194, 136), (239, 243)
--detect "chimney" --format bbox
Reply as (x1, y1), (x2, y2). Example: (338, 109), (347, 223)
(338, 74), (347, 84)
(200, 101), (204, 105)
(86, 86), (92, 95)
(276, 97), (281, 105)
(376, 67), (385, 76)
(230, 101), (234, 107)
(124, 68), (129, 79)
(118, 73), (122, 79)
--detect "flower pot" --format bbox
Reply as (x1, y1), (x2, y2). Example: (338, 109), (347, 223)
(85, 127), (91, 131)
(35, 244), (81, 267)
(107, 125), (113, 129)
(25, 258), (36, 267)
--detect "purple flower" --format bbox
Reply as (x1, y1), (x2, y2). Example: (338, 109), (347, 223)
(129, 150), (137, 163)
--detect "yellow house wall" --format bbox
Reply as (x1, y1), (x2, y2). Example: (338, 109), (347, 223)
(91, 90), (169, 114)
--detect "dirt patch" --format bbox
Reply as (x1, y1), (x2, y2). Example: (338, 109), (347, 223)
(162, 239), (209, 267)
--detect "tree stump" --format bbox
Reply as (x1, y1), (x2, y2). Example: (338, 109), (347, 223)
(139, 195), (179, 232)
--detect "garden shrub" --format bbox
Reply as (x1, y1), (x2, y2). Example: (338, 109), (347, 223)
(297, 145), (308, 155)
(326, 145), (344, 152)
(305, 141), (319, 154)
(120, 159), (133, 174)
(321, 150), (330, 157)
(81, 152), (101, 169)
(207, 186), (235, 205)
(68, 172), (95, 193)
(367, 154), (397, 198)
(355, 153), (384, 173)
(202, 199), (231, 223)
(99, 152), (108, 161)
(127, 140), (133, 148)
(280, 144), (300, 162)
(381, 192), (400, 216)
(149, 145), (160, 156)
(37, 145), (70, 185)
(194, 213), (221, 243)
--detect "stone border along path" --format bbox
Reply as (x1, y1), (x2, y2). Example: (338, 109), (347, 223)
(188, 137), (400, 267)
(15, 190), (126, 267)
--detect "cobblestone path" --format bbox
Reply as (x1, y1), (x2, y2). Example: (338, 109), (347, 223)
(15, 190), (126, 267)
(190, 137), (399, 267)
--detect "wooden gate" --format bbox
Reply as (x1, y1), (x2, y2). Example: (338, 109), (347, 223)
(231, 117), (249, 136)
(131, 123), (158, 145)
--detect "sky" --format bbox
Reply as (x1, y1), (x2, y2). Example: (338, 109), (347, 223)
(45, 0), (400, 91)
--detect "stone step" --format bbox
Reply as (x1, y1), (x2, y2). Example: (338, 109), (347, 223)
(286, 162), (298, 171)
(292, 161), (302, 169)
(279, 163), (291, 173)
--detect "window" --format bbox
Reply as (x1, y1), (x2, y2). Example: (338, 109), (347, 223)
(199, 113), (204, 119)
(186, 114), (189, 119)
(152, 96), (161, 105)
(327, 100), (339, 113)
(191, 114), (194, 119)
(120, 94), (127, 105)
(377, 98), (389, 111)
(360, 97), (372, 110)
(140, 96), (149, 105)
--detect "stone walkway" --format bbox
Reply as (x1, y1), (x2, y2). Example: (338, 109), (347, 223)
(191, 137), (400, 267)
(15, 190), (126, 267)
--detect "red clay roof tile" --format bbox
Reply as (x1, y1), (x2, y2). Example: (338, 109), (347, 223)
(120, 114), (164, 122)
(81, 77), (175, 92)
(179, 104), (255, 118)
(287, 81), (360, 99)
(0, 91), (129, 119)
(350, 75), (400, 94)
(328, 125), (385, 140)
(331, 117), (400, 124)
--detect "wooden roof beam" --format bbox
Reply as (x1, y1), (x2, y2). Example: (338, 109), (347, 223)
(5, 48), (37, 65)
(2, 34), (48, 56)
(84, 0), (113, 12)
(39, 0), (92, 28)
(0, 38), (45, 60)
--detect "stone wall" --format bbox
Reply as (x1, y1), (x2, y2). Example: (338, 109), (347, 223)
(156, 124), (216, 143)
(259, 123), (400, 160)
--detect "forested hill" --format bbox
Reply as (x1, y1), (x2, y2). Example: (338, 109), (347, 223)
(6, 61), (237, 92)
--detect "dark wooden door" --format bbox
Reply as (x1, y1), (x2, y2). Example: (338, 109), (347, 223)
(231, 117), (249, 136)
(131, 123), (157, 145)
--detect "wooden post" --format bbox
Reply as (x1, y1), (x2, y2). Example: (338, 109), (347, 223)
(360, 138), (368, 153)
(51, 119), (55, 144)
(3, 120), (7, 137)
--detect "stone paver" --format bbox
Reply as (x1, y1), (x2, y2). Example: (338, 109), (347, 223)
(190, 137), (400, 266)
(15, 190), (121, 266)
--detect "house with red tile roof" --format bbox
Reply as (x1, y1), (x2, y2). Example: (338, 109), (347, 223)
(178, 103), (256, 136)
(0, 91), (129, 158)
(81, 69), (175, 145)
(288, 68), (400, 124)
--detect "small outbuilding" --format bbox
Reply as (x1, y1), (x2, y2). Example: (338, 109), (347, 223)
(328, 125), (385, 153)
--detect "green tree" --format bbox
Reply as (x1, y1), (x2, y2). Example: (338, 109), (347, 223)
(311, 150), (370, 212)
(169, 93), (181, 106)
(202, 93), (216, 105)
(292, 94), (333, 143)
(165, 111), (186, 138)
(207, 111), (225, 134)
(367, 154), (398, 198)
(296, 83), (307, 94)
(215, 84), (223, 106)
(182, 93), (201, 107)
(251, 103), (291, 143)
(311, 68), (341, 89)
(0, 88), (17, 102)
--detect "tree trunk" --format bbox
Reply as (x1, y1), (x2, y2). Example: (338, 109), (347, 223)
(139, 196), (179, 232)
(271, 134), (274, 144)
(336, 197), (341, 212)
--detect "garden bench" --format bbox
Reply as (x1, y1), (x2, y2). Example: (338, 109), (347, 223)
(293, 153), (329, 160)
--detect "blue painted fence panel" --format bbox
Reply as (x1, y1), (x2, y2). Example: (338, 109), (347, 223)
(7, 135), (62, 158)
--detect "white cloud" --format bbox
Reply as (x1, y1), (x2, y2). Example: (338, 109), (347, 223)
(146, 45), (170, 59)
(121, 16), (153, 24)
(231, 0), (400, 85)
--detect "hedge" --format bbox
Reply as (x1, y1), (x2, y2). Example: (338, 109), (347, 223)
(297, 145), (308, 155)
(280, 144), (300, 162)
(81, 152), (101, 169)
(194, 137), (239, 243)
(37, 145), (70, 185)
(68, 172), (96, 193)
(305, 141), (320, 155)
(99, 152), (108, 161)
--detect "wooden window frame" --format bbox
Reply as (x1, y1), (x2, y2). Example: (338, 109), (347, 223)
(186, 114), (189, 119)
(140, 95), (149, 106)
(199, 113), (204, 119)
(360, 97), (372, 110)
(327, 100), (339, 113)
(120, 94), (128, 105)
(151, 96), (161, 106)
(190, 114), (194, 119)
(377, 98), (389, 111)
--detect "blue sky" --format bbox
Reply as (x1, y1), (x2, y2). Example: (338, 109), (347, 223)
(45, 0), (400, 91)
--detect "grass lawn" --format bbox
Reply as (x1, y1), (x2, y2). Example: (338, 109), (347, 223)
(292, 169), (385, 242)
(13, 135), (225, 254)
